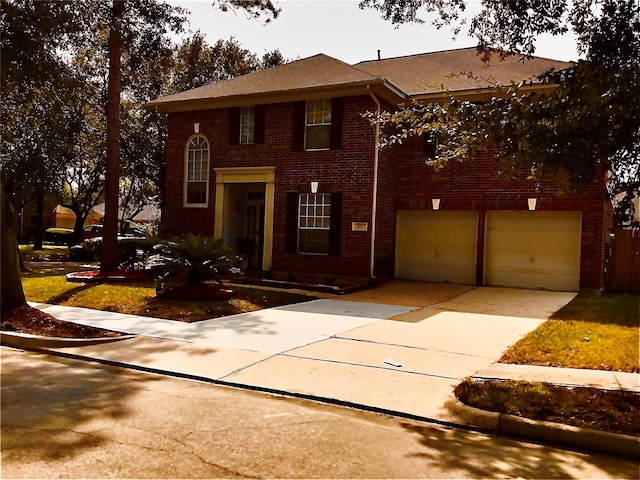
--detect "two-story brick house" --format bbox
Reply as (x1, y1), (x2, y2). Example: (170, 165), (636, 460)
(146, 47), (611, 292)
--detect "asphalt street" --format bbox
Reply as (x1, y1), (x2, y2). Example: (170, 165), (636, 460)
(2, 347), (638, 479)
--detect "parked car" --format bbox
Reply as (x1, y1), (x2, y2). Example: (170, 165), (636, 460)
(81, 224), (104, 241)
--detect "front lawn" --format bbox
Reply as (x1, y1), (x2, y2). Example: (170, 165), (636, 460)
(20, 270), (316, 323)
(458, 290), (640, 437)
(500, 290), (639, 373)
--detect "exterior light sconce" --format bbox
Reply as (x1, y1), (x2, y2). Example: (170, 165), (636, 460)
(528, 198), (537, 211)
(193, 123), (200, 134)
(432, 198), (440, 211)
(310, 181), (319, 194)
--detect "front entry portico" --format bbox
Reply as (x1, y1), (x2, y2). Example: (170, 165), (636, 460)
(213, 167), (276, 271)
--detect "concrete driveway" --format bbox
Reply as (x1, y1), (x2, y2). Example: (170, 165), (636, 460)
(32, 281), (577, 429)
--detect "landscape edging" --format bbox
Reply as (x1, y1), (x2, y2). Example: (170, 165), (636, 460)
(454, 400), (639, 459)
(1, 330), (135, 349)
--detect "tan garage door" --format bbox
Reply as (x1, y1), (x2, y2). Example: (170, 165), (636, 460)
(485, 211), (581, 291)
(396, 210), (478, 284)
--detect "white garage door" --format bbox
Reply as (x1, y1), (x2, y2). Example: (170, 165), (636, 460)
(396, 210), (478, 284)
(485, 211), (582, 291)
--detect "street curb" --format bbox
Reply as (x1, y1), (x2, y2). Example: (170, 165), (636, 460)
(453, 401), (640, 460)
(1, 331), (135, 349)
(3, 339), (638, 460)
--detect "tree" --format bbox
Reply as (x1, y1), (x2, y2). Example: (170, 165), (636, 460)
(1, 186), (26, 311)
(361, 0), (640, 224)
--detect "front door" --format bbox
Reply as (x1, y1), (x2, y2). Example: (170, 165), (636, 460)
(245, 191), (265, 268)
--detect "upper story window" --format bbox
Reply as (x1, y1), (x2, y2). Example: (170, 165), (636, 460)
(240, 106), (255, 144)
(305, 100), (331, 150)
(184, 135), (209, 207)
(229, 105), (264, 145)
(292, 98), (342, 152)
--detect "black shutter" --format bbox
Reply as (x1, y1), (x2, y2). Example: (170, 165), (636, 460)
(330, 97), (343, 150)
(255, 104), (265, 144)
(285, 192), (299, 253)
(292, 101), (306, 151)
(229, 107), (240, 145)
(329, 193), (342, 256)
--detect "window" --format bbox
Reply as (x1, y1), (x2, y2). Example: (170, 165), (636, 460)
(298, 193), (331, 253)
(423, 130), (444, 161)
(305, 100), (331, 150)
(240, 106), (255, 144)
(185, 135), (209, 206)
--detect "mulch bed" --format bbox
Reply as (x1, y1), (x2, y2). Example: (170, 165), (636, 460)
(1, 304), (122, 339)
(455, 379), (640, 436)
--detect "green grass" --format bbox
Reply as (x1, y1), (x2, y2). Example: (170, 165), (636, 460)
(500, 290), (640, 373)
(21, 272), (315, 322)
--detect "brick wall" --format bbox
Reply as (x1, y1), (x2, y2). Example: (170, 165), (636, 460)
(163, 97), (608, 289)
(393, 136), (609, 289)
(164, 95), (380, 279)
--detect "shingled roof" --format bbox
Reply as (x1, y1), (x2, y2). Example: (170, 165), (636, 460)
(147, 47), (571, 112)
(354, 47), (571, 97)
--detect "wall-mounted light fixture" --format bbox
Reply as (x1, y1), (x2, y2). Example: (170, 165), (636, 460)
(193, 123), (200, 134)
(310, 181), (319, 194)
(432, 198), (440, 211)
(527, 198), (537, 211)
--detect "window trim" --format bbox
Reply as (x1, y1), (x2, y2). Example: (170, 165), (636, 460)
(183, 134), (210, 208)
(298, 192), (332, 254)
(239, 106), (255, 145)
(304, 99), (332, 151)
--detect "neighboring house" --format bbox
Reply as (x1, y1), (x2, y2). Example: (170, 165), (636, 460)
(146, 47), (611, 292)
(55, 205), (103, 230)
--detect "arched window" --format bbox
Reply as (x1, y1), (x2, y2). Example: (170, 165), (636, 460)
(184, 135), (209, 206)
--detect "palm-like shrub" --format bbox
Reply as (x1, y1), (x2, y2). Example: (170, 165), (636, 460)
(153, 234), (240, 286)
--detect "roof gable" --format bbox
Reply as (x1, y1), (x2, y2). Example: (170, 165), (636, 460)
(147, 54), (390, 111)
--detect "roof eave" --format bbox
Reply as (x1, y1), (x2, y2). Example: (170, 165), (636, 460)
(144, 79), (406, 113)
(409, 82), (558, 103)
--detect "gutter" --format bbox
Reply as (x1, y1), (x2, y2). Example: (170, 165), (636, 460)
(367, 85), (381, 279)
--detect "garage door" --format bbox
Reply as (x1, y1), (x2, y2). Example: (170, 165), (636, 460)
(485, 211), (581, 291)
(396, 210), (478, 284)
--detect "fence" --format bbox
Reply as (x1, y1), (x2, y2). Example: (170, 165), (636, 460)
(607, 229), (640, 294)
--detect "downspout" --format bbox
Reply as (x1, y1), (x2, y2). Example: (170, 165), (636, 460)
(367, 85), (381, 279)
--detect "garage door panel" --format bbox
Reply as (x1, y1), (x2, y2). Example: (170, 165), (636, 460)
(396, 211), (477, 284)
(485, 211), (581, 291)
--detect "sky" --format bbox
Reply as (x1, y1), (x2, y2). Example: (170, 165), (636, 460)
(172, 0), (581, 64)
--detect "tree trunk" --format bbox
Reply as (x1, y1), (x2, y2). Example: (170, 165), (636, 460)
(33, 192), (44, 250)
(101, 0), (125, 272)
(1, 185), (27, 313)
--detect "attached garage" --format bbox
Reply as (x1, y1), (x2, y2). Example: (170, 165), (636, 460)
(396, 210), (478, 284)
(485, 211), (582, 291)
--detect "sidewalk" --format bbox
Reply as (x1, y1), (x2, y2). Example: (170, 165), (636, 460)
(3, 287), (639, 458)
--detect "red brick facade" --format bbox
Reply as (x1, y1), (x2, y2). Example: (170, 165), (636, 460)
(162, 95), (610, 290)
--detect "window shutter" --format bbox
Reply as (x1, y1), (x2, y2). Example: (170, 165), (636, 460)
(255, 104), (265, 144)
(329, 193), (342, 256)
(292, 101), (306, 151)
(330, 97), (343, 150)
(285, 192), (299, 253)
(229, 107), (240, 145)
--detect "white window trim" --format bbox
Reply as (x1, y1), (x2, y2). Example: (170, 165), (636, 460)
(298, 192), (331, 254)
(239, 106), (255, 145)
(183, 134), (210, 208)
(305, 99), (331, 151)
